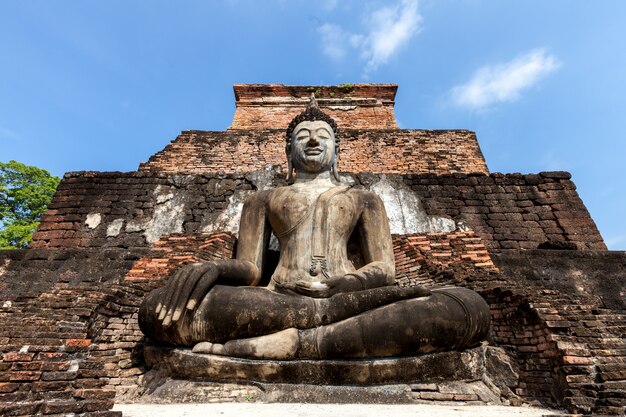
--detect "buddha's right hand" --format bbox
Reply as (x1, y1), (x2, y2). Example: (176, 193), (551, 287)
(155, 262), (219, 327)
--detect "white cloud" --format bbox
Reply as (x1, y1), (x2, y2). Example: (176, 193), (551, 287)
(318, 24), (349, 60)
(322, 0), (338, 11)
(318, 0), (422, 77)
(361, 0), (422, 73)
(451, 49), (561, 110)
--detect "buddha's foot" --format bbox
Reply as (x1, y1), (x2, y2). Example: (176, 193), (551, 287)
(192, 341), (225, 355)
(192, 328), (301, 360)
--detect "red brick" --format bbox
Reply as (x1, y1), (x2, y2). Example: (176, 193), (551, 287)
(2, 352), (35, 362)
(9, 371), (41, 381)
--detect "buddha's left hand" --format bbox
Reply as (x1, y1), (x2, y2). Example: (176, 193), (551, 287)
(291, 275), (363, 298)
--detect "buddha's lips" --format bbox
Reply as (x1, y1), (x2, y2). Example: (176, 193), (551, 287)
(305, 148), (323, 155)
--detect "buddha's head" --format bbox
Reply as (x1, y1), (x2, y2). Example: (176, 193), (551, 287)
(286, 95), (339, 182)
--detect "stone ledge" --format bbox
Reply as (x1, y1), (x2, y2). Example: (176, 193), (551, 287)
(135, 344), (521, 405)
(144, 343), (505, 386)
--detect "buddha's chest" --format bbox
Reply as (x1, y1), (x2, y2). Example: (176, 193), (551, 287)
(267, 188), (358, 239)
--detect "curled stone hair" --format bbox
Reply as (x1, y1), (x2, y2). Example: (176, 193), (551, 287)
(285, 94), (340, 182)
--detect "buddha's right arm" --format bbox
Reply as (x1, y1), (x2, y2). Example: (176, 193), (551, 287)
(157, 192), (271, 327)
(234, 191), (272, 286)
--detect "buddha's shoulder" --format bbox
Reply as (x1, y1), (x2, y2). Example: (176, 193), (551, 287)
(345, 187), (384, 206)
(241, 189), (274, 207)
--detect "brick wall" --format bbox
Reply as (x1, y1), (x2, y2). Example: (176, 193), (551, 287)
(2, 235), (624, 414)
(484, 251), (626, 415)
(138, 129), (488, 175)
(0, 248), (146, 416)
(394, 231), (496, 288)
(403, 171), (606, 251)
(400, 248), (626, 414)
(30, 171), (605, 252)
(230, 84), (398, 130)
(30, 172), (257, 250)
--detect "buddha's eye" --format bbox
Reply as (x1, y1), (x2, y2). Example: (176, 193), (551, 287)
(295, 130), (310, 141)
(316, 129), (331, 140)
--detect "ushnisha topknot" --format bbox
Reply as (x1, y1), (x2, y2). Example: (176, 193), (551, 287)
(285, 93), (339, 149)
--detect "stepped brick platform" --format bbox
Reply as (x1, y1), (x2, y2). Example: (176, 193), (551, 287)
(139, 344), (521, 405)
(1, 84), (624, 415)
(230, 84), (398, 130)
(138, 129), (488, 175)
(30, 170), (604, 252)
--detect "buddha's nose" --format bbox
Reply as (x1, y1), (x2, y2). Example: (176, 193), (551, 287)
(308, 134), (320, 145)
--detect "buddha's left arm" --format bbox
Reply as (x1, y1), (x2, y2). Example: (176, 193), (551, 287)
(346, 192), (396, 289)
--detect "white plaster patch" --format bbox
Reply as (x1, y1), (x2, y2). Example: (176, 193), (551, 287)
(247, 166), (281, 191)
(202, 190), (254, 235)
(369, 175), (456, 234)
(19, 345), (29, 353)
(125, 219), (145, 233)
(68, 359), (80, 372)
(85, 213), (102, 229)
(143, 185), (186, 243)
(428, 217), (457, 233)
(456, 221), (472, 232)
(106, 218), (125, 237)
(1, 300), (11, 308)
(0, 258), (10, 276)
(338, 173), (357, 186)
(157, 192), (174, 204)
(327, 105), (357, 111)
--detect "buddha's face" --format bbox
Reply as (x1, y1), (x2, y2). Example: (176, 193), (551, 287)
(290, 120), (336, 174)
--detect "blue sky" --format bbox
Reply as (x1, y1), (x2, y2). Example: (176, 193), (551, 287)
(1, 1), (625, 249)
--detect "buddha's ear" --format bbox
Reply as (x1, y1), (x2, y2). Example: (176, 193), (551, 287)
(331, 156), (340, 182)
(286, 146), (294, 183)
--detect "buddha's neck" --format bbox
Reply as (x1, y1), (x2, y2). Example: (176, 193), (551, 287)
(293, 170), (337, 187)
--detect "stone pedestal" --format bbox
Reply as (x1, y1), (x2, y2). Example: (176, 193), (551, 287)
(136, 343), (521, 405)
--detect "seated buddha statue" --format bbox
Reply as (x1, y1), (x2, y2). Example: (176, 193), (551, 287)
(138, 97), (490, 360)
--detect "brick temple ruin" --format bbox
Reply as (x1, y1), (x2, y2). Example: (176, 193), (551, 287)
(0, 84), (624, 415)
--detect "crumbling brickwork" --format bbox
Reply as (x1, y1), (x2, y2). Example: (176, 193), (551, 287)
(230, 84), (398, 130)
(0, 248), (145, 416)
(477, 251), (626, 415)
(30, 172), (257, 250)
(30, 170), (605, 253)
(403, 171), (606, 251)
(393, 243), (626, 414)
(138, 129), (488, 175)
(394, 231), (496, 288)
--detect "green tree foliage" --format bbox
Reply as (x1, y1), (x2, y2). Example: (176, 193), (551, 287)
(0, 161), (61, 249)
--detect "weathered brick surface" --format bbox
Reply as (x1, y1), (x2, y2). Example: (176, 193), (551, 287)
(0, 249), (136, 416)
(402, 171), (606, 251)
(390, 248), (626, 414)
(394, 231), (496, 288)
(230, 84), (398, 130)
(482, 251), (626, 415)
(30, 171), (257, 250)
(30, 170), (605, 252)
(125, 232), (236, 281)
(138, 129), (488, 175)
(2, 234), (625, 414)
